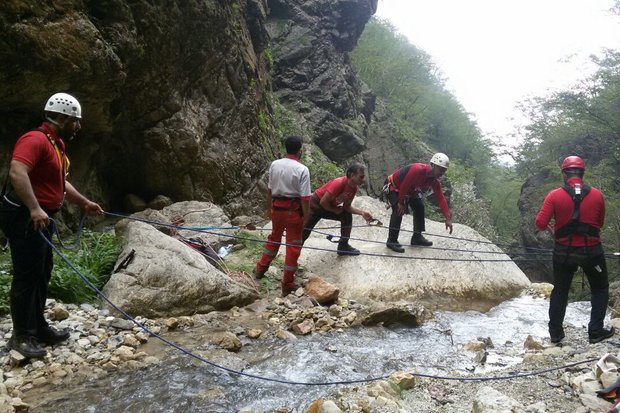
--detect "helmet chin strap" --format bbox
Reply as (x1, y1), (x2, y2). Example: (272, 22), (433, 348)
(45, 116), (75, 140)
(45, 115), (66, 128)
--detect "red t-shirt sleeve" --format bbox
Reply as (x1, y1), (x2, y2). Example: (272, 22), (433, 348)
(431, 180), (451, 220)
(12, 133), (47, 168)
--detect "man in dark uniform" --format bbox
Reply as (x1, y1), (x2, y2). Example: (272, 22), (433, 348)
(535, 155), (614, 344)
(0, 93), (104, 358)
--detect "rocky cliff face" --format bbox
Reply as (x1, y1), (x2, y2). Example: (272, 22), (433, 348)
(267, 0), (377, 163)
(0, 0), (277, 215)
(0, 0), (379, 216)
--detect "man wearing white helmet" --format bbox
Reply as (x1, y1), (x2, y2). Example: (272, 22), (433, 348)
(0, 93), (104, 358)
(384, 153), (453, 253)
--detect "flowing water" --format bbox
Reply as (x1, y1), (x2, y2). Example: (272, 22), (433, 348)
(29, 296), (594, 412)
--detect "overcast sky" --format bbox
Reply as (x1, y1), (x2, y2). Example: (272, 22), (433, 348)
(375, 0), (620, 143)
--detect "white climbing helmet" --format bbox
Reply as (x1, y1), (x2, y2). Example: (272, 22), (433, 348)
(44, 93), (82, 118)
(430, 152), (449, 169)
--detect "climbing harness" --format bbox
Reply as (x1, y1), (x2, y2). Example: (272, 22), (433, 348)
(554, 183), (599, 240)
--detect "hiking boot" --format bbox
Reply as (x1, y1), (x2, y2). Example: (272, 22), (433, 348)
(281, 283), (300, 297)
(589, 327), (615, 344)
(337, 243), (360, 256)
(549, 329), (565, 344)
(7, 335), (47, 358)
(411, 233), (433, 246)
(37, 326), (70, 346)
(252, 268), (265, 280)
(386, 242), (405, 253)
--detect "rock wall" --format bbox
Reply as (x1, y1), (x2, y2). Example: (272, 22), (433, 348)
(0, 0), (277, 216)
(0, 0), (383, 218)
(267, 0), (378, 162)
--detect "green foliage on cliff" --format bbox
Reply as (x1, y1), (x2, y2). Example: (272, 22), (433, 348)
(515, 50), (620, 285)
(352, 18), (511, 239)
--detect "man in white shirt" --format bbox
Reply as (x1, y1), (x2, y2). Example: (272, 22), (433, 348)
(254, 136), (311, 296)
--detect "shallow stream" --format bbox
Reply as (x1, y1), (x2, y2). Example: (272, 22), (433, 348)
(29, 296), (593, 412)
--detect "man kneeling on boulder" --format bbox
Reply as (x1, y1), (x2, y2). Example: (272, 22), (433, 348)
(302, 162), (373, 256)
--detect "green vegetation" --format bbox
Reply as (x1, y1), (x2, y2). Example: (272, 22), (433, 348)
(352, 18), (502, 238)
(50, 231), (122, 304)
(514, 50), (620, 286)
(0, 231), (121, 314)
(303, 149), (344, 189)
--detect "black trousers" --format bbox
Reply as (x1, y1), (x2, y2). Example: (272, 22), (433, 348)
(548, 244), (608, 334)
(387, 190), (425, 243)
(0, 203), (54, 337)
(302, 198), (353, 244)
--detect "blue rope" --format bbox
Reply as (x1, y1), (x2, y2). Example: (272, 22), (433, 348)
(103, 212), (548, 262)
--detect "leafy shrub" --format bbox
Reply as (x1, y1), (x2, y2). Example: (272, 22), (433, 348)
(49, 231), (121, 304)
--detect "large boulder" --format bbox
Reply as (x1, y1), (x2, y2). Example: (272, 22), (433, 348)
(102, 219), (257, 318)
(300, 197), (531, 310)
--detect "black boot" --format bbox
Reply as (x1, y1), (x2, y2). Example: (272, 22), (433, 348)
(8, 335), (47, 358)
(37, 326), (70, 346)
(386, 241), (405, 253)
(589, 326), (615, 344)
(337, 242), (360, 256)
(411, 232), (433, 246)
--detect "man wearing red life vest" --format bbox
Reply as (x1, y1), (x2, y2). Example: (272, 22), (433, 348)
(0, 93), (104, 358)
(385, 153), (453, 253)
(535, 155), (613, 344)
(254, 136), (311, 296)
(302, 162), (373, 256)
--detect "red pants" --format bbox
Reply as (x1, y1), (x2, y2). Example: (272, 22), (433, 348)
(256, 209), (303, 289)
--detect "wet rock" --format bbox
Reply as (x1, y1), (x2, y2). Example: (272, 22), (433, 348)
(524, 335), (544, 350)
(275, 329), (297, 341)
(165, 318), (179, 330)
(292, 319), (314, 335)
(472, 386), (523, 412)
(8, 351), (26, 368)
(361, 305), (422, 327)
(578, 393), (613, 412)
(246, 329), (263, 339)
(51, 306), (70, 321)
(389, 371), (415, 390)
(110, 318), (135, 331)
(210, 332), (242, 352)
(306, 399), (343, 413)
(464, 340), (486, 352)
(304, 276), (340, 304)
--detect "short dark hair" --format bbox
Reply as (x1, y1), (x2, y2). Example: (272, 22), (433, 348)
(346, 162), (365, 178)
(284, 136), (303, 154)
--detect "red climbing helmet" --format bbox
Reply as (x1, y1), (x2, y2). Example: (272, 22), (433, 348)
(561, 156), (585, 171)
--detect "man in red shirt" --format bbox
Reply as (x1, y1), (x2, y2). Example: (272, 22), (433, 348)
(302, 162), (373, 256)
(385, 153), (453, 253)
(535, 155), (613, 344)
(254, 136), (311, 296)
(0, 93), (103, 358)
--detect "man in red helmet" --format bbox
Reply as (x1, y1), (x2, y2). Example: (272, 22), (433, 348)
(535, 155), (613, 344)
